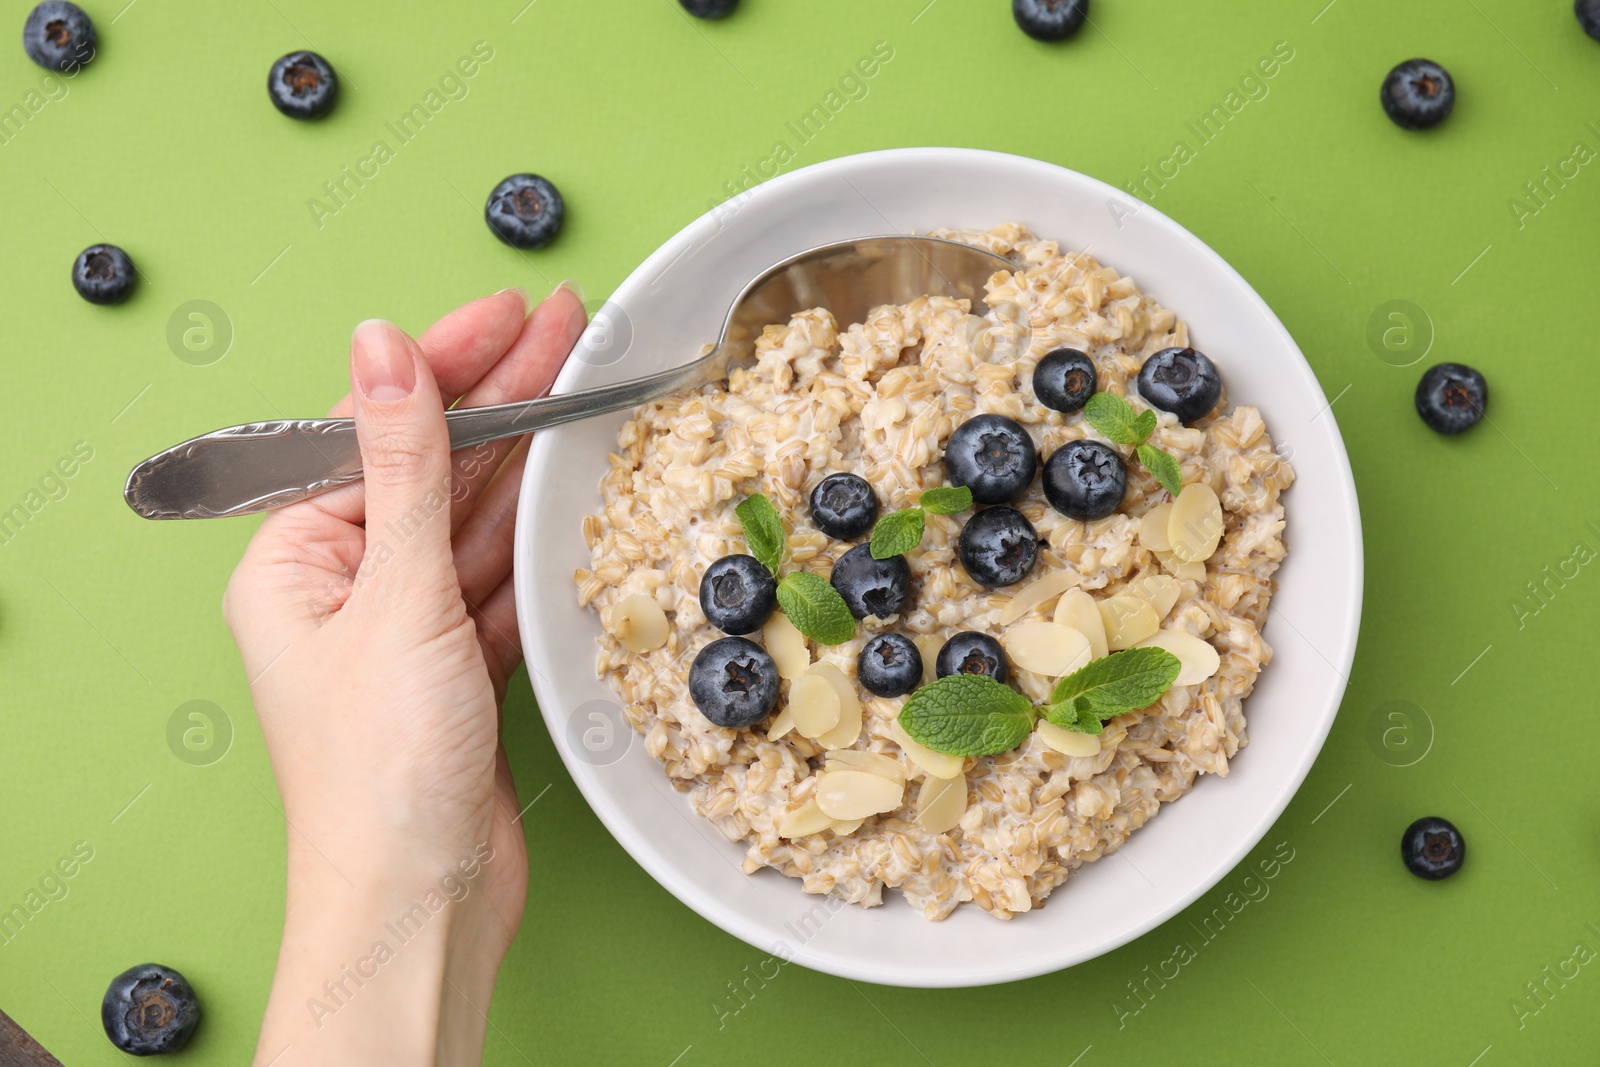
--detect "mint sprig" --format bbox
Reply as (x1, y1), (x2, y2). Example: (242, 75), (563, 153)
(735, 494), (785, 577)
(869, 485), (973, 560)
(898, 673), (1036, 757)
(774, 571), (854, 645)
(1082, 393), (1183, 498)
(733, 494), (854, 644)
(1044, 646), (1181, 732)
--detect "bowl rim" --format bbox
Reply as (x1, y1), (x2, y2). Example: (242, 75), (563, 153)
(514, 146), (1362, 986)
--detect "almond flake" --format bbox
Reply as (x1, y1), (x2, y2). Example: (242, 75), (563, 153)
(1054, 589), (1109, 659)
(763, 611), (810, 680)
(825, 749), (906, 784)
(611, 594), (669, 652)
(815, 769), (904, 821)
(1168, 482), (1223, 562)
(1003, 620), (1092, 676)
(1128, 573), (1180, 620)
(1037, 720), (1103, 758)
(788, 671), (841, 739)
(1138, 503), (1173, 553)
(777, 797), (834, 838)
(829, 818), (865, 836)
(997, 568), (1082, 625)
(914, 634), (943, 686)
(766, 705), (796, 740)
(888, 718), (965, 779)
(1137, 628), (1222, 685)
(1099, 594), (1159, 651)
(809, 661), (863, 749)
(913, 775), (966, 834)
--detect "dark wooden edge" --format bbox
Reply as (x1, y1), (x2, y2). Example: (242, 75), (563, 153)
(0, 1008), (65, 1067)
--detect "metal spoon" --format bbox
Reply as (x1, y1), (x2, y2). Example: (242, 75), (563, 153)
(124, 235), (1016, 519)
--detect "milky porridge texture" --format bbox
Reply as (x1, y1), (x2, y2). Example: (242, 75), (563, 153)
(573, 224), (1293, 920)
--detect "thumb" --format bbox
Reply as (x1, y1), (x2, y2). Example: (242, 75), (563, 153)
(350, 318), (456, 586)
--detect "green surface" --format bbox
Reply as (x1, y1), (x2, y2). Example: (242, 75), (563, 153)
(3, 0), (1598, 1063)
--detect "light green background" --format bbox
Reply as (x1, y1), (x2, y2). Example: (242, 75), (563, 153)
(3, 0), (1598, 1063)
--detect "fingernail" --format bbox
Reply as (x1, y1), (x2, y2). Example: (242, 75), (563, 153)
(498, 286), (534, 318)
(352, 319), (416, 402)
(552, 279), (585, 305)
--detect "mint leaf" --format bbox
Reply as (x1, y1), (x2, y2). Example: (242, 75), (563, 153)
(898, 674), (1036, 756)
(735, 494), (784, 576)
(1044, 697), (1105, 734)
(775, 571), (855, 645)
(1082, 392), (1144, 447)
(1136, 444), (1183, 498)
(1132, 408), (1157, 445)
(918, 485), (973, 516)
(1050, 647), (1181, 717)
(870, 508), (925, 559)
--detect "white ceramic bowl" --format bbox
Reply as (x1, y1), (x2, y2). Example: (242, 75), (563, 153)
(514, 148), (1361, 987)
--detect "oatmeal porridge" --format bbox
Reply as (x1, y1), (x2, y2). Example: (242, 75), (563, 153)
(573, 223), (1293, 920)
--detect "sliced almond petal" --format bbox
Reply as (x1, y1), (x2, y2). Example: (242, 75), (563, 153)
(1168, 482), (1224, 563)
(1037, 720), (1103, 758)
(1128, 573), (1181, 620)
(777, 797), (834, 838)
(1054, 589), (1109, 659)
(763, 611), (810, 680)
(914, 634), (943, 687)
(815, 769), (904, 821)
(1138, 503), (1174, 553)
(766, 705), (796, 741)
(810, 661), (863, 749)
(829, 818), (865, 836)
(1099, 594), (1159, 651)
(913, 775), (967, 834)
(825, 749), (906, 784)
(888, 718), (965, 779)
(1003, 620), (1092, 677)
(788, 671), (841, 739)
(611, 594), (669, 653)
(997, 568), (1082, 625)
(1154, 550), (1207, 582)
(1137, 628), (1222, 685)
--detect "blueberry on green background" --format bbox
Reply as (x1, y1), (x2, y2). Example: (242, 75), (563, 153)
(935, 632), (1008, 683)
(1381, 59), (1454, 131)
(679, 0), (738, 18)
(71, 244), (136, 305)
(22, 1), (96, 73)
(1578, 0), (1600, 43)
(485, 174), (566, 250)
(1013, 0), (1089, 42)
(1414, 362), (1487, 435)
(101, 963), (201, 1055)
(267, 51), (339, 119)
(1400, 816), (1465, 880)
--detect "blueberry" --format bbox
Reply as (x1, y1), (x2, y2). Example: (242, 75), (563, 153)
(689, 636), (778, 728)
(1043, 440), (1126, 521)
(1414, 363), (1487, 435)
(267, 51), (338, 120)
(935, 632), (1007, 683)
(71, 244), (136, 305)
(1033, 349), (1097, 414)
(958, 507), (1039, 588)
(23, 2), (95, 73)
(1137, 347), (1222, 424)
(699, 554), (776, 634)
(1012, 0), (1089, 42)
(857, 633), (923, 697)
(1381, 59), (1454, 131)
(485, 173), (565, 250)
(680, 0), (738, 17)
(101, 963), (200, 1055)
(830, 543), (912, 620)
(943, 414), (1038, 505)
(1582, 0), (1600, 42)
(1401, 816), (1465, 880)
(809, 473), (878, 540)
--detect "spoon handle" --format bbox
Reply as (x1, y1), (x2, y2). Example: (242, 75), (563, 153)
(124, 349), (725, 519)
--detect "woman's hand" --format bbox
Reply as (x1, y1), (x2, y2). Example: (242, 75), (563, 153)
(224, 284), (585, 1066)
